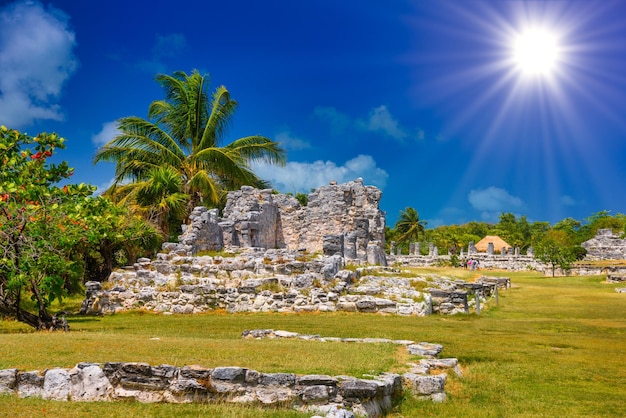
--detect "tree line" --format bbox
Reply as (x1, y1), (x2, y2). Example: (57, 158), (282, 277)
(388, 207), (626, 274)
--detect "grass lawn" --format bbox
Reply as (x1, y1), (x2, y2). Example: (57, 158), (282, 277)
(1, 269), (625, 417)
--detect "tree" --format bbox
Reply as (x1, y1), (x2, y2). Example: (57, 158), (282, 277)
(534, 230), (584, 277)
(106, 166), (188, 241)
(0, 128), (87, 329)
(94, 70), (286, 227)
(77, 196), (162, 282)
(0, 128), (161, 330)
(395, 207), (427, 245)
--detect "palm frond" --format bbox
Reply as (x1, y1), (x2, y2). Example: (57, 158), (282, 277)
(225, 135), (287, 166)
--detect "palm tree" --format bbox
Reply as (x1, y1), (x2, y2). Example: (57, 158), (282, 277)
(94, 70), (286, 222)
(109, 166), (189, 240)
(394, 207), (427, 244)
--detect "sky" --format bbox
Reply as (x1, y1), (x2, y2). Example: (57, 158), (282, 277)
(2, 0), (626, 227)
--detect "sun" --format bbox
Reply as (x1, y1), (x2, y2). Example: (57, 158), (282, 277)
(513, 28), (560, 76)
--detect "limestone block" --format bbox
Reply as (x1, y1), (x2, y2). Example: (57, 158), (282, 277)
(43, 368), (71, 401)
(255, 387), (294, 404)
(301, 385), (330, 403)
(407, 342), (443, 357)
(259, 373), (296, 387)
(169, 377), (207, 394)
(17, 371), (44, 398)
(211, 367), (247, 382)
(0, 369), (17, 394)
(297, 375), (338, 386)
(403, 373), (446, 395)
(338, 379), (380, 399)
(69, 365), (112, 401)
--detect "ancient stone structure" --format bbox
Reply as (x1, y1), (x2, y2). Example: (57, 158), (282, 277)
(80, 251), (487, 317)
(0, 331), (461, 416)
(582, 228), (626, 260)
(173, 179), (386, 265)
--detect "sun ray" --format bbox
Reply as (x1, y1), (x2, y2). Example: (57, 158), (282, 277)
(407, 1), (626, 223)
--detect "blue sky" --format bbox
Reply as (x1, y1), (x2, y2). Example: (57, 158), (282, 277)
(2, 0), (626, 227)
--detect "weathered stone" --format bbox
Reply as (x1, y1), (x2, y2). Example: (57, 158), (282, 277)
(260, 373), (296, 387)
(69, 365), (112, 401)
(297, 375), (338, 386)
(169, 378), (208, 394)
(301, 385), (330, 403)
(43, 368), (71, 401)
(0, 369), (17, 394)
(403, 373), (446, 395)
(211, 367), (247, 382)
(17, 371), (44, 398)
(407, 342), (443, 357)
(338, 379), (379, 399)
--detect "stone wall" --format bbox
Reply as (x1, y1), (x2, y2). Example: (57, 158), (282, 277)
(389, 253), (545, 272)
(173, 179), (386, 264)
(0, 330), (462, 417)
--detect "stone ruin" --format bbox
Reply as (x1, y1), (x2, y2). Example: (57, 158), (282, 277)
(581, 228), (626, 260)
(80, 179), (495, 318)
(173, 178), (387, 265)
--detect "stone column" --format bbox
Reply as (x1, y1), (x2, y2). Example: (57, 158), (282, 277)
(429, 242), (434, 257)
(409, 243), (415, 255)
(415, 242), (420, 256)
(367, 241), (388, 266)
(344, 233), (357, 260)
(487, 242), (494, 255)
(390, 241), (396, 256)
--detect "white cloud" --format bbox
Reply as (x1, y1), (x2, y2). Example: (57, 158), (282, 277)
(275, 130), (311, 151)
(468, 187), (524, 222)
(136, 33), (187, 74)
(561, 195), (576, 206)
(356, 105), (407, 140)
(0, 0), (78, 128)
(315, 104), (418, 141)
(313, 106), (351, 135)
(252, 154), (388, 194)
(92, 121), (121, 146)
(152, 33), (186, 58)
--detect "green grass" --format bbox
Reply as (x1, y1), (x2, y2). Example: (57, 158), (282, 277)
(1, 270), (626, 417)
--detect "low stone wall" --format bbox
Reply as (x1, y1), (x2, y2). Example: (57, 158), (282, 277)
(389, 254), (545, 272)
(0, 330), (462, 417)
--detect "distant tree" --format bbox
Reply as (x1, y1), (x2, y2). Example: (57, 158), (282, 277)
(395, 207), (427, 245)
(534, 230), (584, 277)
(464, 221), (492, 238)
